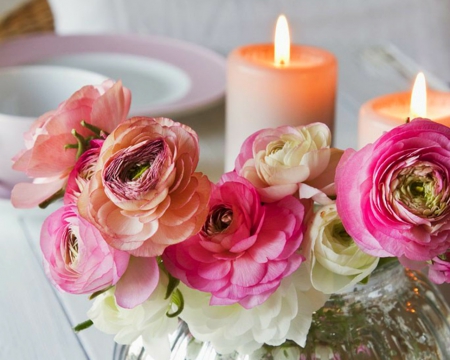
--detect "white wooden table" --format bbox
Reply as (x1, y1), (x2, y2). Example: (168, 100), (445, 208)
(2, 2), (450, 358)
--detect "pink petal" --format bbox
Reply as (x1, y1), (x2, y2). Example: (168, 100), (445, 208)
(14, 134), (77, 177)
(257, 183), (298, 203)
(11, 178), (66, 208)
(230, 256), (266, 287)
(197, 261), (232, 280)
(247, 230), (286, 262)
(115, 256), (159, 309)
(335, 148), (394, 258)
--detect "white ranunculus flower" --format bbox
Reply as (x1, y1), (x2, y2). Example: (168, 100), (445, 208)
(87, 272), (178, 360)
(178, 264), (329, 356)
(304, 203), (380, 294)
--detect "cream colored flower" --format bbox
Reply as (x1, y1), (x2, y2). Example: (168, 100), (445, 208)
(87, 272), (178, 360)
(236, 123), (341, 203)
(177, 264), (328, 355)
(304, 203), (379, 294)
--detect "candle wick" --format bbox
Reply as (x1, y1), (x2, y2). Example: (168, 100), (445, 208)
(406, 117), (411, 123)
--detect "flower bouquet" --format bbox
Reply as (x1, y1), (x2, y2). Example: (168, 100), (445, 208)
(11, 80), (450, 359)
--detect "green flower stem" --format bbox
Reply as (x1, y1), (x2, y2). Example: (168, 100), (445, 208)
(38, 188), (65, 209)
(164, 272), (180, 300)
(81, 120), (109, 137)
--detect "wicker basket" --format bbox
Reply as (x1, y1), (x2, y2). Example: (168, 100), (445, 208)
(0, 0), (54, 41)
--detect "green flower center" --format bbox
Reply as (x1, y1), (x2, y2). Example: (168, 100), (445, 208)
(392, 163), (447, 218)
(331, 222), (353, 246)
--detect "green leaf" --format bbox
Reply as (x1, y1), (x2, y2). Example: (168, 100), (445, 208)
(166, 289), (184, 318)
(73, 319), (93, 333)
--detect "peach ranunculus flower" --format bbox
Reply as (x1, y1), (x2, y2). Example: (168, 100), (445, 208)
(78, 117), (211, 258)
(11, 80), (131, 209)
(235, 123), (343, 204)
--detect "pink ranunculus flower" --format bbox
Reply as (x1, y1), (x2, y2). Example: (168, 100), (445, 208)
(40, 204), (130, 294)
(11, 80), (131, 209)
(64, 139), (104, 205)
(235, 123), (342, 204)
(78, 117), (211, 258)
(428, 251), (450, 284)
(163, 172), (306, 309)
(336, 118), (450, 261)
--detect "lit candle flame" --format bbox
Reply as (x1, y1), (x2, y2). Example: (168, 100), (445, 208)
(274, 15), (290, 66)
(410, 72), (427, 118)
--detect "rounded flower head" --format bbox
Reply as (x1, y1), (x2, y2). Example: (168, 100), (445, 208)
(78, 117), (211, 257)
(235, 123), (341, 204)
(163, 173), (306, 309)
(40, 204), (130, 294)
(336, 118), (450, 261)
(304, 203), (379, 294)
(11, 80), (131, 208)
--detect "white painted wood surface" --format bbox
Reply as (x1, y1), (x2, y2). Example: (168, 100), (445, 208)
(1, 1), (450, 359)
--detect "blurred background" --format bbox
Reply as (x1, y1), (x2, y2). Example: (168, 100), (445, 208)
(1, 0), (450, 83)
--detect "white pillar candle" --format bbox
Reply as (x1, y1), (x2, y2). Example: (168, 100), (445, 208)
(358, 87), (450, 149)
(225, 16), (337, 171)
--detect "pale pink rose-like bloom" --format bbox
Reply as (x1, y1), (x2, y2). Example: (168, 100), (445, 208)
(11, 80), (131, 208)
(235, 123), (342, 204)
(428, 251), (450, 284)
(64, 139), (104, 204)
(163, 173), (306, 309)
(78, 117), (211, 258)
(40, 204), (130, 294)
(336, 118), (450, 261)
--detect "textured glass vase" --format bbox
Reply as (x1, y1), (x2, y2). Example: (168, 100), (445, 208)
(113, 261), (450, 360)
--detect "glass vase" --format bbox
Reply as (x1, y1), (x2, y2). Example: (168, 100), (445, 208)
(113, 261), (450, 359)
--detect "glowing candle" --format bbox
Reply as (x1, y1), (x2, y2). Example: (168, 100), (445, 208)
(358, 72), (450, 148)
(225, 15), (337, 171)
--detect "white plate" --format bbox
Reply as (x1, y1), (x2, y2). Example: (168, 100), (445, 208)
(0, 34), (226, 117)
